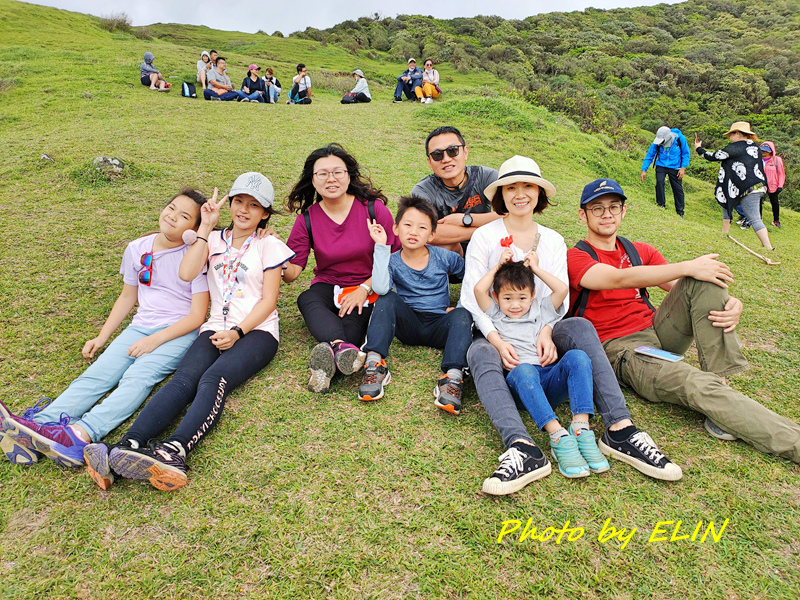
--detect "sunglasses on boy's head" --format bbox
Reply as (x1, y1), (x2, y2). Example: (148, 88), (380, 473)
(139, 252), (153, 286)
(428, 144), (464, 162)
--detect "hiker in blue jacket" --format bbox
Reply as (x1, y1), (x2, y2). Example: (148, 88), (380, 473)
(640, 126), (691, 217)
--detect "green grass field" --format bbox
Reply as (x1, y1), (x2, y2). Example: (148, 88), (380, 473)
(1, 1), (799, 598)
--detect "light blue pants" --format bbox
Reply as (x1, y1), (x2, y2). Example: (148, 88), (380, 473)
(266, 85), (279, 103)
(34, 325), (197, 441)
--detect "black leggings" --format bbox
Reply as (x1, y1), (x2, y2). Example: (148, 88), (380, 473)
(121, 330), (278, 454)
(297, 282), (373, 346)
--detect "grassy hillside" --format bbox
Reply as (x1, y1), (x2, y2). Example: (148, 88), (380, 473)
(291, 0), (800, 211)
(1, 1), (799, 599)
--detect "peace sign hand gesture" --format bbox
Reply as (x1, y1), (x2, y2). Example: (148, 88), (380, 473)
(200, 188), (228, 232)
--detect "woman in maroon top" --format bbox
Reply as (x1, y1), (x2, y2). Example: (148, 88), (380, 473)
(284, 143), (400, 393)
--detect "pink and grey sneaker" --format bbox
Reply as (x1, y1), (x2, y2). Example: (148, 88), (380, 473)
(331, 342), (366, 375)
(0, 399), (87, 467)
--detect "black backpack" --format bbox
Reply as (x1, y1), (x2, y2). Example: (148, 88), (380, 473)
(303, 199), (377, 249)
(181, 82), (197, 98)
(569, 236), (656, 317)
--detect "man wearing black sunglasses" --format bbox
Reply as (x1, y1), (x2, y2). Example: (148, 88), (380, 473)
(567, 178), (800, 466)
(411, 126), (501, 255)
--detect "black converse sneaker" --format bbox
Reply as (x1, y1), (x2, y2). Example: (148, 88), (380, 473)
(482, 442), (552, 495)
(109, 442), (188, 491)
(598, 429), (683, 481)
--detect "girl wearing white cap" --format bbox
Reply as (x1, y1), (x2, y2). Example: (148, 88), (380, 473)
(84, 172), (294, 491)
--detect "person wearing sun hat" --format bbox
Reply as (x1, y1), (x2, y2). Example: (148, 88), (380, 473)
(341, 69), (371, 104)
(566, 177), (800, 465)
(640, 125), (691, 216)
(695, 121), (775, 250)
(460, 156), (682, 495)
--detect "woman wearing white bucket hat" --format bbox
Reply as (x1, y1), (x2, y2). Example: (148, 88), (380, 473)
(461, 155), (680, 495)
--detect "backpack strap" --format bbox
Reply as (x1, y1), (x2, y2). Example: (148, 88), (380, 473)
(569, 240), (597, 318)
(303, 211), (313, 250)
(569, 237), (655, 317)
(368, 198), (376, 222)
(616, 236), (656, 313)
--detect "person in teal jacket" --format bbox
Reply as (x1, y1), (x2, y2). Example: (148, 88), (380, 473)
(640, 126), (691, 217)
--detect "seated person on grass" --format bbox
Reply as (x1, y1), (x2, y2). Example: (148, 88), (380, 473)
(140, 52), (169, 91)
(360, 196), (473, 414)
(204, 57), (241, 101)
(196, 51), (212, 89)
(287, 63), (312, 104)
(261, 67), (282, 103)
(567, 178), (800, 464)
(411, 126), (501, 256)
(393, 58), (422, 102)
(474, 255), (609, 479)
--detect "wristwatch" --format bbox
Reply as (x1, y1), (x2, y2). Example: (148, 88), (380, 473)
(231, 326), (245, 339)
(359, 283), (372, 294)
(462, 210), (473, 227)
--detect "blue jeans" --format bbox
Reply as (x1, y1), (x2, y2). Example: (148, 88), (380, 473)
(505, 350), (594, 430)
(394, 78), (421, 100)
(203, 89), (240, 101)
(363, 291), (473, 372)
(121, 330), (278, 454)
(468, 318), (632, 448)
(34, 325), (197, 441)
(265, 85), (279, 103)
(241, 91), (265, 102)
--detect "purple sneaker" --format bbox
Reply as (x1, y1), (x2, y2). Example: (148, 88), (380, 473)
(0, 400), (42, 465)
(331, 342), (366, 375)
(0, 402), (87, 468)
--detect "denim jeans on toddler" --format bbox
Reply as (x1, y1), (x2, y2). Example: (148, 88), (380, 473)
(504, 349), (594, 430)
(33, 325), (197, 442)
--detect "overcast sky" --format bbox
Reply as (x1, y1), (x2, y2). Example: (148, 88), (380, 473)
(26, 0), (679, 36)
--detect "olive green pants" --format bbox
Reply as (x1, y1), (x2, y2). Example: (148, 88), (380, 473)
(602, 277), (800, 464)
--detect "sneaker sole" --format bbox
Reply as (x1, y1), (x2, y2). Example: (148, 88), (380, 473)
(598, 439), (683, 481)
(335, 348), (366, 375)
(359, 371), (391, 402)
(308, 343), (336, 393)
(109, 448), (188, 491)
(432, 385), (461, 415)
(704, 419), (737, 441)
(550, 450), (590, 478)
(481, 462), (552, 495)
(84, 444), (114, 490)
(0, 424), (40, 465)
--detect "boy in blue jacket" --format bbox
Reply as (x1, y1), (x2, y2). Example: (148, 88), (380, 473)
(640, 126), (691, 217)
(360, 196), (473, 414)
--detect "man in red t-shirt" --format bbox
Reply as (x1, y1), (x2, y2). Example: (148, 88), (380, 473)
(567, 178), (800, 465)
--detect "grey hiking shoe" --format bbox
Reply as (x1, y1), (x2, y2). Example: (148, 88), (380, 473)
(433, 375), (463, 415)
(358, 360), (391, 401)
(704, 417), (737, 441)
